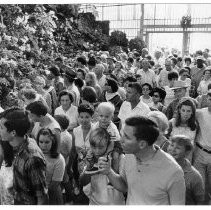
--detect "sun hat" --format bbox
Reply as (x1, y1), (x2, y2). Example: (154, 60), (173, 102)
(170, 80), (189, 90)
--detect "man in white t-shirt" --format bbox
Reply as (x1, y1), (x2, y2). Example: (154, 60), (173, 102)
(98, 116), (185, 205)
(118, 82), (150, 132)
(194, 90), (211, 204)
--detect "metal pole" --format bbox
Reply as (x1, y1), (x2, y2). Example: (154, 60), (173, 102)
(140, 4), (144, 39)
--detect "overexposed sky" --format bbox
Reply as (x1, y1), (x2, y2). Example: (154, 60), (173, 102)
(91, 3), (211, 53)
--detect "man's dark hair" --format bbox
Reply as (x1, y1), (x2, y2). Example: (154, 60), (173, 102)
(149, 60), (155, 67)
(26, 101), (48, 117)
(77, 57), (87, 66)
(146, 55), (152, 60)
(125, 116), (159, 145)
(109, 74), (118, 82)
(133, 52), (140, 58)
(58, 90), (74, 103)
(75, 78), (84, 89)
(179, 68), (189, 76)
(106, 78), (118, 93)
(127, 57), (134, 63)
(88, 57), (96, 67)
(124, 76), (137, 83)
(128, 82), (142, 95)
(168, 71), (179, 81)
(177, 57), (182, 62)
(152, 87), (166, 102)
(78, 103), (95, 116)
(81, 86), (97, 103)
(55, 57), (63, 62)
(49, 66), (60, 76)
(196, 50), (203, 56)
(171, 57), (177, 65)
(184, 57), (191, 63)
(54, 115), (69, 130)
(0, 107), (31, 137)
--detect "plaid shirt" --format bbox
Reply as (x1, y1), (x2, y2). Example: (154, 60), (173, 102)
(13, 138), (47, 205)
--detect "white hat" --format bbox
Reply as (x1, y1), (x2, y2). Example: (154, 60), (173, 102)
(170, 80), (189, 90)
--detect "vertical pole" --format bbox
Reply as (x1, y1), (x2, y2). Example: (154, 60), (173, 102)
(145, 32), (149, 49)
(140, 4), (144, 39)
(182, 29), (188, 57)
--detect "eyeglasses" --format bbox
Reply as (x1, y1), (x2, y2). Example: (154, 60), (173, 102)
(153, 94), (160, 98)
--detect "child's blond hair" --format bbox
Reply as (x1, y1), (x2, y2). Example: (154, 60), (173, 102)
(97, 102), (115, 115)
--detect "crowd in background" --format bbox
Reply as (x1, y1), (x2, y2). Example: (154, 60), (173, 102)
(0, 46), (211, 205)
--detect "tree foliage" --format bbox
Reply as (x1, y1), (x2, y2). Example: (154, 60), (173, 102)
(0, 4), (110, 106)
(129, 36), (147, 54)
(109, 30), (128, 48)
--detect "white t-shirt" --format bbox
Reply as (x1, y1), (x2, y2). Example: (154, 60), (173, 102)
(118, 101), (150, 132)
(121, 147), (185, 205)
(196, 108), (211, 149)
(54, 105), (78, 131)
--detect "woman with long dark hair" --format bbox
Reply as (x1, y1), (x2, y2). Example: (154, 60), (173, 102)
(167, 98), (198, 162)
(37, 128), (65, 205)
(168, 98), (197, 144)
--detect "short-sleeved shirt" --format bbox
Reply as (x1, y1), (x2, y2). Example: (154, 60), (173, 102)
(182, 159), (205, 205)
(118, 101), (150, 132)
(55, 105), (78, 131)
(120, 147), (185, 205)
(136, 68), (156, 87)
(196, 108), (211, 149)
(45, 154), (65, 187)
(13, 138), (47, 204)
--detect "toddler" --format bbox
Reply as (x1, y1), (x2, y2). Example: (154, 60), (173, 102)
(80, 127), (125, 205)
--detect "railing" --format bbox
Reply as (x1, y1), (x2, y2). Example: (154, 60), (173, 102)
(144, 17), (211, 26)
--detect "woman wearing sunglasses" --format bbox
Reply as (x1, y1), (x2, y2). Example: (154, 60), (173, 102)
(151, 87), (167, 114)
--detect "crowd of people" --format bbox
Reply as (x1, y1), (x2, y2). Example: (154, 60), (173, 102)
(0, 47), (211, 205)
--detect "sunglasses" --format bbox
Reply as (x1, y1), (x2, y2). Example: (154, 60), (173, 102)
(153, 94), (160, 98)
